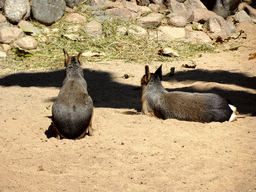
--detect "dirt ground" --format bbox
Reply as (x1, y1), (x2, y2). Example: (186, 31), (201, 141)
(0, 30), (256, 191)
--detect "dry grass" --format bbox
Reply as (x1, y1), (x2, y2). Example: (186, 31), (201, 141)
(2, 5), (215, 72)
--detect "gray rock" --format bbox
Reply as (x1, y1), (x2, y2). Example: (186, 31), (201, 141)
(0, 26), (24, 44)
(234, 10), (253, 23)
(188, 31), (212, 42)
(106, 2), (141, 19)
(0, 14), (7, 23)
(148, 3), (161, 13)
(184, 0), (207, 10)
(13, 36), (38, 50)
(138, 13), (162, 29)
(205, 15), (232, 39)
(2, 44), (11, 51)
(166, 0), (186, 13)
(65, 0), (84, 8)
(95, 15), (114, 22)
(92, 11), (106, 16)
(151, 26), (186, 41)
(128, 25), (147, 36)
(192, 8), (216, 23)
(0, 51), (7, 58)
(18, 20), (41, 36)
(238, 2), (256, 19)
(84, 20), (102, 38)
(31, 0), (66, 25)
(106, 8), (133, 19)
(167, 10), (193, 27)
(65, 13), (87, 23)
(137, 0), (150, 6)
(86, 0), (111, 9)
(138, 6), (152, 15)
(208, 0), (241, 19)
(2, 0), (30, 24)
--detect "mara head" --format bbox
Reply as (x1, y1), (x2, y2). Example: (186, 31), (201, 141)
(141, 65), (162, 87)
(63, 49), (84, 76)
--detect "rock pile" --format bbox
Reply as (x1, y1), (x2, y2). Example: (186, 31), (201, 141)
(0, 0), (255, 57)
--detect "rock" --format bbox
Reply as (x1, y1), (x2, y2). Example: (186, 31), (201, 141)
(167, 10), (193, 27)
(31, 0), (66, 25)
(18, 20), (41, 36)
(106, 8), (133, 19)
(86, 0), (111, 9)
(65, 13), (87, 23)
(128, 25), (147, 36)
(151, 0), (164, 5)
(137, 0), (150, 6)
(192, 8), (216, 23)
(105, 1), (141, 19)
(238, 2), (256, 19)
(0, 51), (7, 58)
(0, 26), (24, 44)
(205, 15), (232, 39)
(84, 20), (102, 38)
(98, 15), (115, 22)
(138, 13), (162, 29)
(0, 14), (7, 23)
(166, 0), (186, 13)
(2, 44), (11, 51)
(151, 26), (186, 41)
(148, 3), (162, 13)
(138, 6), (152, 15)
(92, 11), (106, 16)
(184, 0), (207, 10)
(2, 0), (30, 24)
(13, 36), (38, 50)
(65, 0), (84, 8)
(236, 22), (256, 40)
(234, 10), (253, 23)
(117, 27), (127, 35)
(188, 31), (212, 42)
(66, 25), (81, 33)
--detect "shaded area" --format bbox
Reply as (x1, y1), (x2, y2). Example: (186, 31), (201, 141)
(162, 69), (256, 115)
(164, 86), (256, 115)
(0, 69), (142, 110)
(164, 69), (256, 90)
(0, 68), (255, 115)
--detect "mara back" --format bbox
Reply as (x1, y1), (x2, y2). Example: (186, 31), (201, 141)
(52, 49), (93, 139)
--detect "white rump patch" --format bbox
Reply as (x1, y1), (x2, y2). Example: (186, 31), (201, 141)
(228, 104), (237, 122)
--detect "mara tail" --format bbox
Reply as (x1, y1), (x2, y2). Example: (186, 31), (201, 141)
(228, 104), (237, 122)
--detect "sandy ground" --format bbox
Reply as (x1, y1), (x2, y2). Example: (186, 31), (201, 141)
(0, 32), (256, 191)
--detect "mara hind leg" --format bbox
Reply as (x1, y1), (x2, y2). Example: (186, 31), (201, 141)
(76, 120), (93, 140)
(52, 121), (63, 139)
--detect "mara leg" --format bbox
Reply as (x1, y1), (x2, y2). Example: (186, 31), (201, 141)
(52, 122), (61, 139)
(76, 120), (93, 140)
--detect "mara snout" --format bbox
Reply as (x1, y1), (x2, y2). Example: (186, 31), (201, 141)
(140, 65), (237, 123)
(52, 49), (94, 139)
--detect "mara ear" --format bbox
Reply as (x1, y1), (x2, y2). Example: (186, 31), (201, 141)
(154, 65), (162, 80)
(63, 49), (70, 67)
(145, 65), (151, 81)
(77, 50), (84, 65)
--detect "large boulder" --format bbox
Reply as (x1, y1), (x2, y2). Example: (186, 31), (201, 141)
(31, 0), (66, 25)
(2, 0), (30, 24)
(200, 0), (241, 18)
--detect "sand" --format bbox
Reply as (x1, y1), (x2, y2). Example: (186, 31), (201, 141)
(0, 34), (255, 191)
